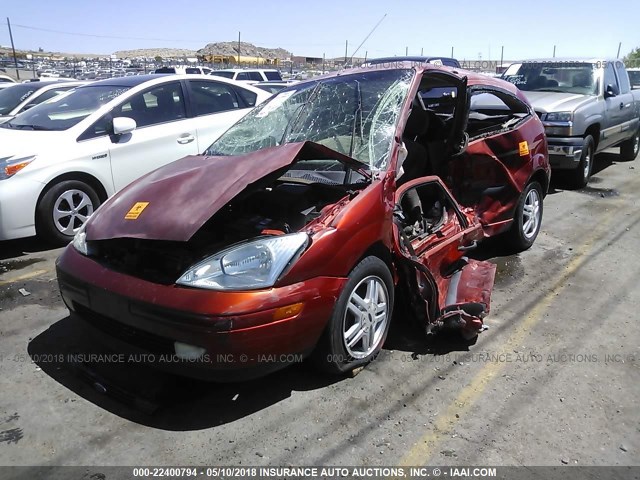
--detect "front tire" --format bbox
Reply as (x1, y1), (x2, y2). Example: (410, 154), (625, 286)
(505, 181), (543, 251)
(313, 256), (394, 374)
(570, 135), (594, 188)
(36, 180), (101, 246)
(620, 128), (640, 161)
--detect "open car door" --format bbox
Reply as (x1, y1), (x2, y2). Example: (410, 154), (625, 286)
(392, 176), (496, 339)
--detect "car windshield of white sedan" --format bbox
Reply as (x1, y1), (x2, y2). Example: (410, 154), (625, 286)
(205, 69), (414, 172)
(1, 85), (130, 131)
(503, 62), (598, 95)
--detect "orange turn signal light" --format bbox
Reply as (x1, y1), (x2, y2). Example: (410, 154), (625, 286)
(5, 161), (31, 178)
(273, 302), (304, 321)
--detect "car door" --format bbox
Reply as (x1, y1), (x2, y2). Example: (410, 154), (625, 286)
(186, 79), (258, 151)
(447, 87), (539, 228)
(602, 63), (626, 148)
(107, 80), (199, 190)
(614, 63), (638, 141)
(392, 177), (494, 333)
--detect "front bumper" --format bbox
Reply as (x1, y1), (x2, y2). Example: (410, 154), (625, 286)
(0, 176), (42, 240)
(56, 246), (347, 380)
(546, 136), (584, 170)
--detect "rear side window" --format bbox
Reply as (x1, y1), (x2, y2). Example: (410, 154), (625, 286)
(467, 90), (530, 138)
(264, 71), (282, 81)
(615, 64), (631, 94)
(210, 71), (234, 79)
(247, 71), (263, 81)
(236, 72), (250, 81)
(189, 80), (240, 115)
(234, 87), (258, 107)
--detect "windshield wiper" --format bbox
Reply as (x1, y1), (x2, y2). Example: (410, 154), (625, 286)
(345, 80), (364, 184)
(8, 124), (51, 131)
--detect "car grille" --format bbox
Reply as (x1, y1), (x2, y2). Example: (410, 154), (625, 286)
(89, 238), (196, 285)
(76, 303), (175, 355)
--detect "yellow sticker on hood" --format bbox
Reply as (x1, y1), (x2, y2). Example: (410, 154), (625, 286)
(519, 141), (529, 156)
(125, 202), (149, 220)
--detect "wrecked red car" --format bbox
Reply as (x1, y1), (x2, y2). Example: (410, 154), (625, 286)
(56, 64), (550, 380)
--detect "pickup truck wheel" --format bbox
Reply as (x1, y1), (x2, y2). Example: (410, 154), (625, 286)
(570, 135), (594, 188)
(620, 129), (640, 161)
(312, 256), (394, 375)
(36, 180), (101, 246)
(505, 181), (543, 251)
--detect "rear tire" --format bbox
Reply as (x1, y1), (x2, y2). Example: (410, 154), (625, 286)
(569, 135), (594, 188)
(505, 181), (543, 251)
(312, 256), (394, 375)
(620, 128), (640, 161)
(36, 180), (101, 246)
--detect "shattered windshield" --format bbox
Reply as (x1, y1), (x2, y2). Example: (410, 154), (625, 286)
(205, 69), (414, 172)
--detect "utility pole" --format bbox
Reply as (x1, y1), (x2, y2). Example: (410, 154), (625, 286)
(344, 40), (348, 66)
(553, 45), (556, 58)
(322, 53), (325, 74)
(364, 50), (367, 63)
(451, 46), (454, 58)
(500, 45), (504, 69)
(421, 47), (423, 56)
(237, 32), (241, 66)
(405, 46), (408, 56)
(617, 42), (622, 59)
(7, 17), (20, 80)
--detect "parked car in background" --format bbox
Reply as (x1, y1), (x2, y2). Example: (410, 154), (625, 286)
(363, 56), (461, 68)
(254, 80), (298, 93)
(0, 74), (17, 90)
(0, 74), (270, 243)
(503, 58), (640, 186)
(210, 68), (283, 83)
(56, 63), (549, 381)
(154, 66), (213, 75)
(0, 80), (85, 124)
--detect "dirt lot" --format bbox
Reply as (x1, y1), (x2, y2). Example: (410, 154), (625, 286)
(0, 150), (638, 470)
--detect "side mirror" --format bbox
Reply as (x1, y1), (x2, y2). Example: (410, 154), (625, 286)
(112, 116), (137, 135)
(604, 84), (618, 98)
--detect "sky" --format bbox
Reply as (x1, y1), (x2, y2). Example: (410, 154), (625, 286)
(1, 0), (639, 60)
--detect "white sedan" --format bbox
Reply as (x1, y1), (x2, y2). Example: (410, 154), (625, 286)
(0, 80), (85, 123)
(0, 74), (271, 243)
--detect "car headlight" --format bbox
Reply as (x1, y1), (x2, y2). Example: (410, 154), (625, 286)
(177, 232), (309, 290)
(544, 112), (572, 122)
(72, 224), (91, 255)
(0, 155), (36, 180)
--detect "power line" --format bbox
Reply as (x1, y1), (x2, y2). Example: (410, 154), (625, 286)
(10, 23), (346, 49)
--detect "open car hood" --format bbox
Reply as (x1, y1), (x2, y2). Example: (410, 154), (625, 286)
(86, 141), (369, 242)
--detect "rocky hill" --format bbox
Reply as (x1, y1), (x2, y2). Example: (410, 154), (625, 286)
(198, 41), (290, 60)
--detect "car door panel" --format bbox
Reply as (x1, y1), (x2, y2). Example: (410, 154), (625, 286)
(392, 176), (490, 334)
(108, 81), (199, 190)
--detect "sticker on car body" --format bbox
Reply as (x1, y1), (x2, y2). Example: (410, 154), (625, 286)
(518, 141), (529, 156)
(125, 202), (149, 220)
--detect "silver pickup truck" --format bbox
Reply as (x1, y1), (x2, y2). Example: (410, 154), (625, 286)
(503, 58), (640, 187)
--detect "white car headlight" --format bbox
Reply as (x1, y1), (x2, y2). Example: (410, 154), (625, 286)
(544, 112), (572, 122)
(177, 232), (309, 290)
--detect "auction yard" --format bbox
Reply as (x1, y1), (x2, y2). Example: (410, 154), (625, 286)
(0, 148), (638, 468)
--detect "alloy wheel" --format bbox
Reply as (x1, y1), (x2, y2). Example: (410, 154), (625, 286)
(343, 275), (389, 359)
(52, 189), (95, 235)
(522, 188), (541, 239)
